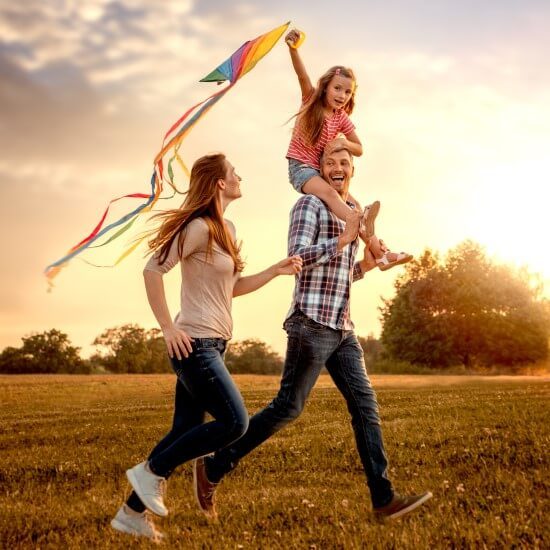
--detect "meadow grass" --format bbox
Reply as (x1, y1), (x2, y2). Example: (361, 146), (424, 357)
(1, 374), (548, 548)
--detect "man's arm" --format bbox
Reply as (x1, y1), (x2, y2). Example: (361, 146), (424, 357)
(352, 242), (379, 282)
(288, 196), (361, 269)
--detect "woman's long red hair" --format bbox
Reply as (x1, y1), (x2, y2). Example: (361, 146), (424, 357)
(147, 153), (244, 273)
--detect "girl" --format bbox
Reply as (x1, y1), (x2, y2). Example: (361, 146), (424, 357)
(285, 28), (412, 271)
(111, 153), (302, 541)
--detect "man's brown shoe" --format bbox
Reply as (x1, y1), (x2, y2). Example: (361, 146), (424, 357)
(193, 457), (218, 519)
(374, 491), (432, 520)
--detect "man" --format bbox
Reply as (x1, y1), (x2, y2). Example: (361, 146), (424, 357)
(194, 146), (432, 520)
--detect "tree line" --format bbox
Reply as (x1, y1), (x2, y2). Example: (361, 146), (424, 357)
(0, 328), (381, 375)
(0, 326), (287, 375)
(1, 241), (547, 374)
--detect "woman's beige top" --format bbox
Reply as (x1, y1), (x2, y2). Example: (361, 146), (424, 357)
(144, 218), (240, 340)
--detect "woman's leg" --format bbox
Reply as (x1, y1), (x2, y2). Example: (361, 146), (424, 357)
(126, 376), (205, 512)
(147, 343), (249, 479)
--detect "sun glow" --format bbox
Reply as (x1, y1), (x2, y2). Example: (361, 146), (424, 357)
(466, 160), (550, 288)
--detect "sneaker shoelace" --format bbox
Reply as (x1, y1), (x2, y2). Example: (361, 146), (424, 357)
(154, 477), (167, 498)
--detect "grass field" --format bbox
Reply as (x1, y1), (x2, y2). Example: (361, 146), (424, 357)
(1, 374), (548, 548)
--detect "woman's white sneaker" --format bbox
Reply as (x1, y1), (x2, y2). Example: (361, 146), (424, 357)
(126, 461), (168, 517)
(111, 504), (163, 542)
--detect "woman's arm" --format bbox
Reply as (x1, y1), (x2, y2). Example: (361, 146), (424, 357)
(286, 29), (314, 99)
(143, 269), (194, 359)
(233, 256), (303, 297)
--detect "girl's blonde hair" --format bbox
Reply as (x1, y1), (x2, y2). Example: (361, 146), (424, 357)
(295, 66), (357, 146)
(147, 153), (244, 273)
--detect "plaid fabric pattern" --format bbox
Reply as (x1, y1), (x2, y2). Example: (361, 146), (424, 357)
(286, 195), (364, 329)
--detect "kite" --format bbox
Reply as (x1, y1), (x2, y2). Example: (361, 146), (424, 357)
(44, 21), (290, 286)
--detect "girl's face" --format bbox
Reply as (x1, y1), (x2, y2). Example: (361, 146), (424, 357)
(324, 75), (355, 111)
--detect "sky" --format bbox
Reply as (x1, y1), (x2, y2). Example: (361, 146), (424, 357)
(1, 0), (549, 357)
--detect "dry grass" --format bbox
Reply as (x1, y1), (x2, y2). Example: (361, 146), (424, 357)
(1, 374), (548, 548)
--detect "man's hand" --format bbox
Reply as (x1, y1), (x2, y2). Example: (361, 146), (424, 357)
(273, 255), (303, 276)
(161, 325), (194, 360)
(338, 208), (362, 250)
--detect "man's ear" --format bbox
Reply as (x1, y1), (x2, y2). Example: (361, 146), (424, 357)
(351, 165), (355, 177)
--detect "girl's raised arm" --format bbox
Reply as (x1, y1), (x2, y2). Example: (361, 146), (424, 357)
(285, 29), (314, 99)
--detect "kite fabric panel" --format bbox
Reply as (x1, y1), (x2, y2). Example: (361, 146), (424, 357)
(44, 21), (290, 287)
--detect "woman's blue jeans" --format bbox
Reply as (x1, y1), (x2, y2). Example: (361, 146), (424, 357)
(146, 337), (249, 478)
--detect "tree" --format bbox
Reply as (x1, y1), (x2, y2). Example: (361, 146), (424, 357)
(357, 334), (383, 365)
(225, 339), (283, 374)
(92, 324), (171, 373)
(0, 329), (85, 374)
(380, 241), (549, 368)
(0, 346), (32, 374)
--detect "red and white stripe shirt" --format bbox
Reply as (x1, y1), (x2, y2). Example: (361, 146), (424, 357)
(286, 98), (356, 170)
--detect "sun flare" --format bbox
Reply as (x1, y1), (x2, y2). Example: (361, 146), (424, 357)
(464, 161), (549, 286)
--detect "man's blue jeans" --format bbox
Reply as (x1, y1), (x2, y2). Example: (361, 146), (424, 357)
(207, 312), (394, 508)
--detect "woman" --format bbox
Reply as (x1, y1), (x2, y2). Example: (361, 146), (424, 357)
(111, 153), (302, 541)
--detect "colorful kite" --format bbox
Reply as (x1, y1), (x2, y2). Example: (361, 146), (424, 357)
(44, 21), (290, 286)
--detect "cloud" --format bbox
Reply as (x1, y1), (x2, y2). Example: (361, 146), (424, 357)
(1, 1), (549, 355)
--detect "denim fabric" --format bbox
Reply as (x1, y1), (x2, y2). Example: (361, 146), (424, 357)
(208, 313), (394, 508)
(145, 337), (249, 479)
(288, 158), (320, 193)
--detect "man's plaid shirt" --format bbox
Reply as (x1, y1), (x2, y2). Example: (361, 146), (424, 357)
(286, 194), (365, 330)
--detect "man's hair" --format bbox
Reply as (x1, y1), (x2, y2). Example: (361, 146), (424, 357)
(320, 146), (354, 166)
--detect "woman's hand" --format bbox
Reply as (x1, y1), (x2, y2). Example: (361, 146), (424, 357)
(274, 255), (303, 276)
(161, 325), (194, 360)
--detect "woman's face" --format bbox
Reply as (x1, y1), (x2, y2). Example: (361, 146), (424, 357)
(221, 160), (242, 201)
(324, 75), (354, 111)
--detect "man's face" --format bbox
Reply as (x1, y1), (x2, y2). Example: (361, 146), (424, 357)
(320, 149), (354, 198)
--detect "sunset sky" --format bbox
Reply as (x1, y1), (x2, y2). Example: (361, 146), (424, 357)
(1, 0), (549, 357)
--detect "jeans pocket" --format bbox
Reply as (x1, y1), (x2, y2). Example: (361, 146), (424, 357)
(303, 317), (327, 332)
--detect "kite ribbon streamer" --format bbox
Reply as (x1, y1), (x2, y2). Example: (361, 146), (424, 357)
(44, 21), (290, 286)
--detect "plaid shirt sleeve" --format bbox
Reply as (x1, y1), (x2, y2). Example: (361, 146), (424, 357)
(352, 261), (365, 282)
(288, 196), (340, 270)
